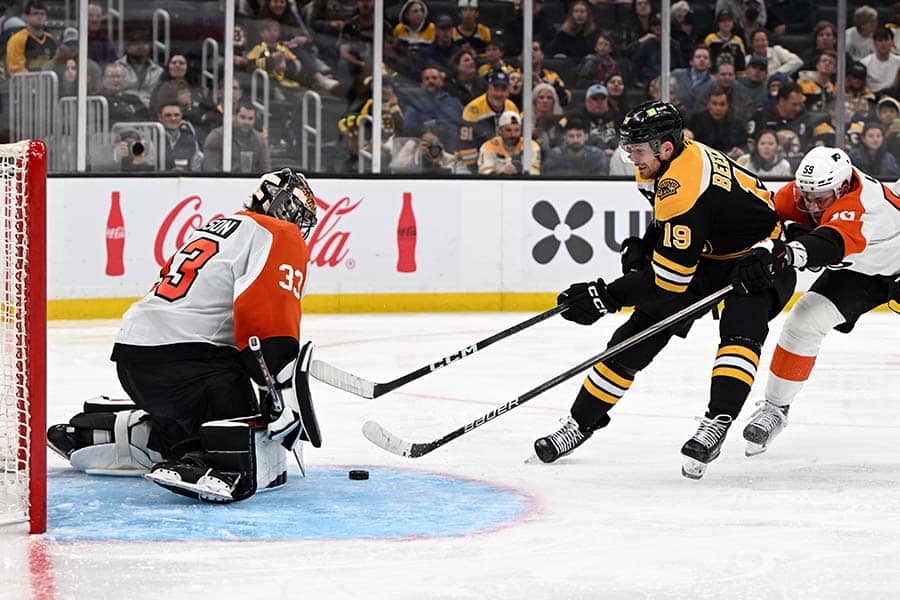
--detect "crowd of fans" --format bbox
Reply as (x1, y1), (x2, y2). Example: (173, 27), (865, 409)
(1, 0), (898, 177)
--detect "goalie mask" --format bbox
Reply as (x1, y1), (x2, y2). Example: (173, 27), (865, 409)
(249, 168), (318, 239)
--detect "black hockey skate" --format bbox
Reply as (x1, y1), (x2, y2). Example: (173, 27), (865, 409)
(681, 414), (733, 480)
(145, 457), (240, 503)
(533, 415), (608, 463)
(743, 401), (789, 457)
(47, 424), (92, 459)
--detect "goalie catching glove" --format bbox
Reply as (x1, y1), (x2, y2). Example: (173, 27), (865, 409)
(730, 239), (806, 295)
(558, 278), (621, 325)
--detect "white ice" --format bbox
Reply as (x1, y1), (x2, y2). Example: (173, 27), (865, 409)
(3, 310), (900, 599)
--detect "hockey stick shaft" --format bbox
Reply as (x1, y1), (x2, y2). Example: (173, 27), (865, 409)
(248, 336), (305, 475)
(363, 284), (733, 458)
(311, 303), (568, 399)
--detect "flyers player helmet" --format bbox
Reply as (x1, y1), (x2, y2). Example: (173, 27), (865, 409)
(794, 147), (853, 222)
(620, 101), (685, 154)
(249, 168), (318, 239)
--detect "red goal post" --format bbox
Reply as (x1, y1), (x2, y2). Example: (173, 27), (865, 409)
(0, 140), (47, 534)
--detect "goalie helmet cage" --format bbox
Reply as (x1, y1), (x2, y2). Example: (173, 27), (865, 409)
(0, 140), (47, 534)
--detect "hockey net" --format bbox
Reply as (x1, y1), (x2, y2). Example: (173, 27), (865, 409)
(0, 140), (46, 534)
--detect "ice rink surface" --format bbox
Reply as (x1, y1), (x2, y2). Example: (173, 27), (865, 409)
(3, 309), (900, 599)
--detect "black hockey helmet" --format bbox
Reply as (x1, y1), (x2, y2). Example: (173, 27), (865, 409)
(619, 101), (685, 154)
(249, 168), (318, 239)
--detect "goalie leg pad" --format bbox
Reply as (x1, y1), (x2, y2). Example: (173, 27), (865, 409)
(145, 417), (287, 503)
(267, 341), (322, 449)
(55, 409), (164, 475)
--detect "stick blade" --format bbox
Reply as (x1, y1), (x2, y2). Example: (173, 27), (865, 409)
(361, 420), (414, 458)
(309, 360), (376, 398)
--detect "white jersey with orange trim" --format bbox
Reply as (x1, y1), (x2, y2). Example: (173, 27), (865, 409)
(773, 170), (900, 277)
(115, 210), (309, 354)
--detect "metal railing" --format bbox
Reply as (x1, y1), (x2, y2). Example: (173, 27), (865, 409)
(152, 8), (171, 66)
(107, 0), (124, 57)
(356, 115), (373, 174)
(201, 38), (220, 103)
(54, 96), (109, 172)
(301, 91), (322, 172)
(250, 69), (271, 139)
(9, 72), (57, 144)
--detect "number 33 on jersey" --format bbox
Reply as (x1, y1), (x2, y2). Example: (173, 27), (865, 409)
(119, 210), (311, 351)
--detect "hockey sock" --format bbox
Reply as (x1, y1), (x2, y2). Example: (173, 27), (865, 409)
(571, 360), (634, 430)
(707, 341), (760, 419)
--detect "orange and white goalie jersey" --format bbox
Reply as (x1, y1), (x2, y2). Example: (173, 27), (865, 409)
(774, 171), (900, 277)
(116, 210), (309, 353)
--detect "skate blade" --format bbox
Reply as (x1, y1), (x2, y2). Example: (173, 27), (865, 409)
(524, 451), (547, 464)
(681, 456), (708, 480)
(745, 441), (767, 457)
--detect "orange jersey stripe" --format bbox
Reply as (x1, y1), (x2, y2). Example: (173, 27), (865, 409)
(770, 345), (817, 382)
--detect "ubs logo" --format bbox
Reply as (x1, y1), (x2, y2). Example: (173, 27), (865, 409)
(531, 200), (594, 264)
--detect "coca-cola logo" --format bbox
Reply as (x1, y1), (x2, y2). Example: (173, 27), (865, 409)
(153, 194), (361, 268)
(106, 226), (125, 239)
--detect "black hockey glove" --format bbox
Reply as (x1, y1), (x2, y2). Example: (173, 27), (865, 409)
(558, 279), (621, 325)
(783, 220), (812, 242)
(730, 239), (792, 295)
(619, 236), (649, 274)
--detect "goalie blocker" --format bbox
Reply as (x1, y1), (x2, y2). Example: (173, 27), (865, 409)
(48, 343), (322, 503)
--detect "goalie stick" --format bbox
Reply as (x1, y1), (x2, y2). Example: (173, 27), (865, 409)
(362, 284), (734, 458)
(310, 303), (568, 398)
(248, 336), (305, 477)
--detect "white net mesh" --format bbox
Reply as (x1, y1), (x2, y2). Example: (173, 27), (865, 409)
(0, 140), (33, 527)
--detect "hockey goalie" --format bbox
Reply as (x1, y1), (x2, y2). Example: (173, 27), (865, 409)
(48, 169), (322, 503)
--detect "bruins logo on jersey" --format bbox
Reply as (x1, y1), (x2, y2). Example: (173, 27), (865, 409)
(657, 179), (681, 199)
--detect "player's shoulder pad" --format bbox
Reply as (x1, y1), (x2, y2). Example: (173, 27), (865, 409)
(654, 141), (706, 221)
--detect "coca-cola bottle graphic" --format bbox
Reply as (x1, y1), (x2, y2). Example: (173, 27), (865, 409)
(105, 191), (125, 276)
(396, 191), (417, 273)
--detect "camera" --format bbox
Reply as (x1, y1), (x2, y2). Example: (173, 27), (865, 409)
(425, 138), (443, 159)
(130, 141), (145, 157)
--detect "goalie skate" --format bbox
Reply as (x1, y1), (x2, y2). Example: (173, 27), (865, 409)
(145, 462), (238, 503)
(680, 414), (732, 480)
(743, 401), (789, 457)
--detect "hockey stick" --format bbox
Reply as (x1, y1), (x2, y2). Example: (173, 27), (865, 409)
(362, 284), (734, 458)
(248, 336), (305, 477)
(310, 303), (568, 399)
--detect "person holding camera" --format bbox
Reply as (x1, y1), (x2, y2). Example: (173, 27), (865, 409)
(477, 111), (540, 175)
(390, 127), (469, 175)
(115, 130), (155, 173)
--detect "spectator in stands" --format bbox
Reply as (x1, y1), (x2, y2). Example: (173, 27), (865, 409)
(232, 23), (254, 74)
(477, 40), (513, 78)
(158, 101), (202, 172)
(199, 78), (245, 139)
(392, 0), (435, 75)
(632, 13), (685, 89)
(47, 27), (101, 94)
(797, 51), (837, 112)
(547, 0), (596, 62)
(576, 32), (619, 90)
(338, 0), (381, 104)
(737, 55), (769, 110)
(876, 96), (900, 158)
(766, 72), (789, 105)
(670, 1), (699, 66)
(748, 81), (832, 158)
(308, 0), (356, 66)
(402, 66), (464, 151)
(248, 19), (304, 102)
(150, 53), (200, 114)
(507, 0), (557, 51)
(704, 9), (746, 72)
(567, 83), (620, 155)
(846, 6), (878, 63)
(100, 62), (150, 123)
(850, 122), (900, 178)
(390, 124), (469, 174)
(477, 110), (540, 175)
(620, 0), (655, 55)
(747, 29), (801, 78)
(453, 0), (491, 57)
(445, 48), (485, 107)
(715, 0), (765, 33)
(527, 40), (571, 107)
(672, 44), (712, 115)
(261, 0), (338, 89)
(860, 29), (900, 94)
(87, 2), (116, 65)
(736, 128), (792, 176)
(801, 21), (837, 72)
(845, 62), (876, 119)
(531, 82), (565, 158)
(459, 68), (518, 170)
(114, 129), (155, 173)
(417, 14), (456, 72)
(158, 80), (207, 140)
(697, 57), (756, 123)
(508, 69), (523, 108)
(765, 0), (815, 36)
(6, 1), (56, 76)
(687, 86), (746, 157)
(202, 100), (271, 173)
(647, 75), (684, 115)
(605, 73), (629, 125)
(544, 118), (609, 176)
(115, 30), (163, 109)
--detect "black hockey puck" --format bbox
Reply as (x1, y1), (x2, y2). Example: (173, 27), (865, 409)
(348, 469), (369, 480)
